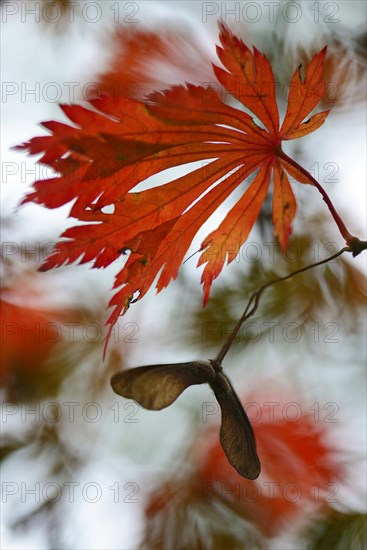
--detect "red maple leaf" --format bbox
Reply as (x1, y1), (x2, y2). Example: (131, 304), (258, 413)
(16, 23), (329, 346)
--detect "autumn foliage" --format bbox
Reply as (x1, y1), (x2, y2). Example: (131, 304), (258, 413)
(196, 392), (341, 536)
(16, 23), (330, 345)
(0, 284), (71, 401)
(98, 26), (213, 99)
(141, 390), (342, 546)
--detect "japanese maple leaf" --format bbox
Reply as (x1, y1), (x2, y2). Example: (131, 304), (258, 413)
(16, 23), (329, 345)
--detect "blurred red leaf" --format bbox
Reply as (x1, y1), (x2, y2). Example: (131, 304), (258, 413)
(98, 26), (213, 100)
(196, 390), (342, 536)
(143, 477), (264, 549)
(1, 298), (59, 377)
(0, 285), (74, 400)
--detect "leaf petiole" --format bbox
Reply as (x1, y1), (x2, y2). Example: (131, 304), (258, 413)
(277, 149), (359, 247)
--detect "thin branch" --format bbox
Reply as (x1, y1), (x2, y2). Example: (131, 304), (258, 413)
(211, 246), (350, 368)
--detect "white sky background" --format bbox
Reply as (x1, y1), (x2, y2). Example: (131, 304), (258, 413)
(1, 1), (366, 549)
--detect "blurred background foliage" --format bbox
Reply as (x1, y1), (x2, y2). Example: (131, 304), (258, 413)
(304, 510), (367, 550)
(1, 0), (366, 548)
(183, 221), (367, 354)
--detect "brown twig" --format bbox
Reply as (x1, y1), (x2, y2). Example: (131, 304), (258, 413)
(211, 246), (350, 368)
